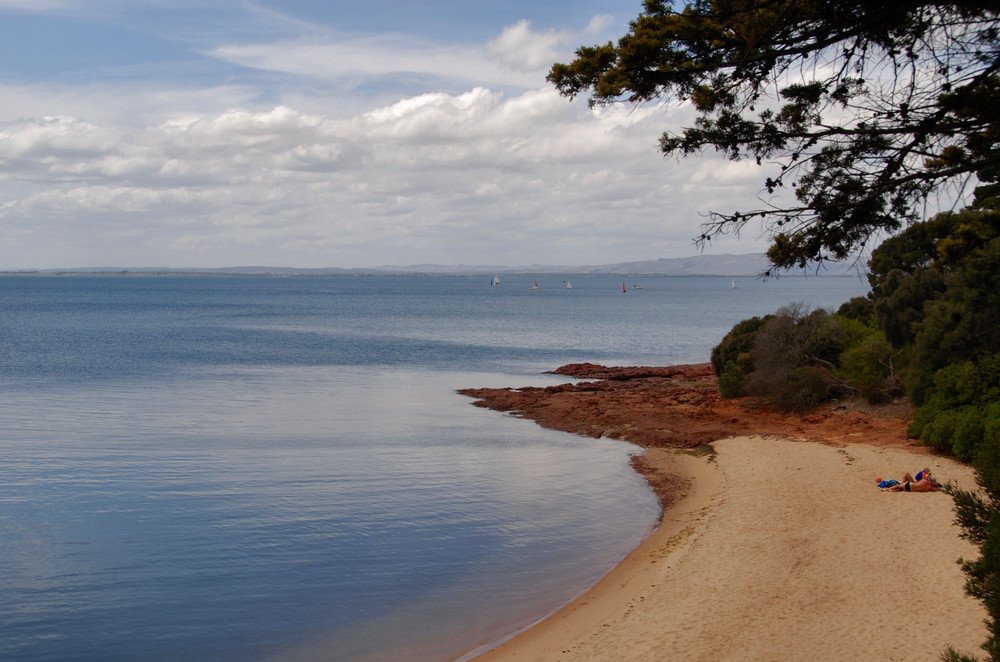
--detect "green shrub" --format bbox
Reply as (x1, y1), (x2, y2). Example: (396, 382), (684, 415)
(947, 431), (1000, 661)
(748, 364), (840, 411)
(835, 315), (902, 402)
(909, 238), (1000, 404)
(910, 407), (958, 454)
(837, 296), (876, 325)
(711, 314), (772, 397)
(742, 304), (849, 411)
(911, 355), (1000, 461)
(717, 359), (746, 398)
(873, 267), (947, 348)
(954, 410), (987, 462)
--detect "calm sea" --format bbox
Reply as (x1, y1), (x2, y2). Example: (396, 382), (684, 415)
(0, 274), (868, 661)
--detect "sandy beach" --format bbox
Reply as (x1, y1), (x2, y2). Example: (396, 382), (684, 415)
(463, 366), (988, 661)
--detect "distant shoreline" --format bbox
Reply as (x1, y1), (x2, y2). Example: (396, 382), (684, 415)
(0, 252), (867, 278)
(0, 269), (861, 279)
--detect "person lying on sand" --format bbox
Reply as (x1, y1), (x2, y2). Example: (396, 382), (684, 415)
(879, 473), (941, 492)
(876, 469), (933, 490)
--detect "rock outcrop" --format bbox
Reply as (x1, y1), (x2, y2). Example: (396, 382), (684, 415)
(459, 362), (916, 451)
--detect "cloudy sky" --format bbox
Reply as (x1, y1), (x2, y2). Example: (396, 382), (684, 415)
(0, 0), (779, 270)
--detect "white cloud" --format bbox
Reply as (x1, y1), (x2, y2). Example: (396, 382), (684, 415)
(485, 16), (617, 74)
(486, 20), (564, 73)
(0, 9), (781, 269)
(0, 82), (772, 268)
(205, 15), (621, 93)
(206, 34), (543, 91)
(584, 14), (615, 35)
(0, 82), (776, 269)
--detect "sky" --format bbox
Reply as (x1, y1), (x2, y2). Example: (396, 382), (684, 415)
(0, 0), (782, 270)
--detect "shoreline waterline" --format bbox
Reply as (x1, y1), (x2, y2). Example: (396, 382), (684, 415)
(458, 363), (987, 661)
(466, 437), (988, 661)
(463, 447), (713, 661)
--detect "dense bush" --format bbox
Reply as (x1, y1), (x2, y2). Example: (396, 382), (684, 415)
(837, 296), (875, 325)
(909, 237), (1000, 404)
(909, 355), (1000, 461)
(710, 315), (772, 398)
(713, 207), (1000, 413)
(872, 267), (947, 348)
(746, 304), (850, 411)
(836, 319), (901, 403)
(711, 303), (895, 410)
(947, 434), (1000, 662)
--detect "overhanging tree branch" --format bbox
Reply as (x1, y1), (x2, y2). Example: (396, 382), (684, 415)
(549, 0), (1000, 269)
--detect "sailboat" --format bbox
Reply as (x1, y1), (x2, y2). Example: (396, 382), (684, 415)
(623, 281), (627, 293)
(732, 279), (737, 290)
(564, 280), (572, 289)
(529, 279), (539, 290)
(491, 275), (500, 287)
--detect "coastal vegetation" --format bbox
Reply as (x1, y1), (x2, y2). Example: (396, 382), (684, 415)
(710, 200), (1000, 660)
(550, 0), (999, 658)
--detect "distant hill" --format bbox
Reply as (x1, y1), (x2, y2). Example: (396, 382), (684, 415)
(346, 253), (860, 276)
(573, 254), (776, 276)
(12, 253), (863, 277)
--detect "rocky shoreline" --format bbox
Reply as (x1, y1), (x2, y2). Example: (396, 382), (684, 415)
(466, 364), (986, 662)
(459, 362), (919, 510)
(459, 362), (914, 450)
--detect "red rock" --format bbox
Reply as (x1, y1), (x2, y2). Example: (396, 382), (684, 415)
(458, 363), (917, 452)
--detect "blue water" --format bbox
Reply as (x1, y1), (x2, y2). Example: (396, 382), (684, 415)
(0, 274), (868, 661)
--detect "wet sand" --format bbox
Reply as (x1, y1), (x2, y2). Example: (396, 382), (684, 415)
(461, 365), (988, 661)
